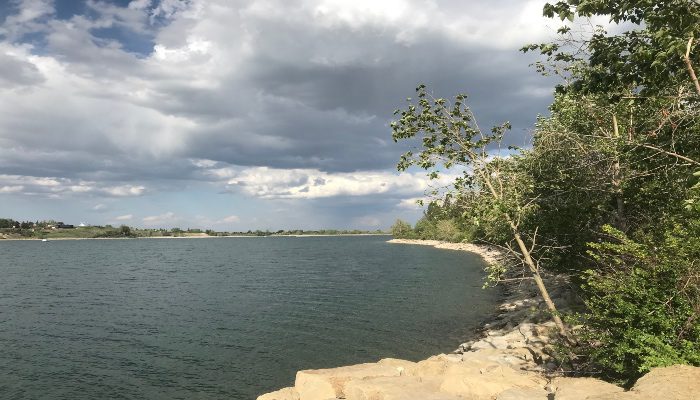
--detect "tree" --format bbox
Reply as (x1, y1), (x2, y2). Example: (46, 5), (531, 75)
(392, 85), (573, 342)
(413, 216), (436, 239)
(119, 225), (132, 237)
(522, 0), (700, 265)
(0, 218), (18, 229)
(512, 1), (699, 275)
(526, 0), (700, 96)
(521, 86), (700, 269)
(390, 219), (414, 239)
(518, 0), (700, 379)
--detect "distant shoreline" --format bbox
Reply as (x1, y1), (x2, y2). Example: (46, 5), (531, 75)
(0, 233), (392, 242)
(386, 238), (503, 266)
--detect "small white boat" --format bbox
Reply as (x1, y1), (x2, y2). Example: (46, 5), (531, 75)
(42, 239), (48, 242)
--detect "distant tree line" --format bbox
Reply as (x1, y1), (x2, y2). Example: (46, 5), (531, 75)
(0, 220), (386, 239)
(0, 219), (62, 229)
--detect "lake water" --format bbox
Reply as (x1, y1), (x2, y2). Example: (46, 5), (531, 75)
(0, 236), (498, 399)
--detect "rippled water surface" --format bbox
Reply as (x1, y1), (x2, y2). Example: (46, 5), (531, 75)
(0, 236), (498, 399)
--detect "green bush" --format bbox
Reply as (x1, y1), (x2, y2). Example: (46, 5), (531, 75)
(578, 224), (700, 385)
(413, 217), (435, 239)
(434, 219), (463, 242)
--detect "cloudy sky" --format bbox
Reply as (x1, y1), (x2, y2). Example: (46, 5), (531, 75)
(0, 0), (559, 231)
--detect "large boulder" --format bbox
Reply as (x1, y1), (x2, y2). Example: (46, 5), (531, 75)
(406, 356), (450, 378)
(549, 377), (623, 400)
(344, 376), (456, 400)
(585, 365), (700, 400)
(294, 358), (415, 400)
(630, 364), (700, 399)
(438, 359), (547, 399)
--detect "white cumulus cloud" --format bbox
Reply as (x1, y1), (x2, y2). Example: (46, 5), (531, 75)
(397, 197), (427, 210)
(220, 215), (240, 223)
(0, 185), (24, 193)
(142, 211), (178, 226)
(0, 175), (148, 198)
(103, 185), (146, 197)
(212, 166), (454, 200)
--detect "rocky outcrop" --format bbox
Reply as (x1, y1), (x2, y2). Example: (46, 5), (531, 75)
(257, 239), (700, 400)
(257, 360), (700, 400)
(258, 353), (547, 400)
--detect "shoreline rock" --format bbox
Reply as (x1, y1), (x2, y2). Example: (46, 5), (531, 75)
(257, 239), (700, 400)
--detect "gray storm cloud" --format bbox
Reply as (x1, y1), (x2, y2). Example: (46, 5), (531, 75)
(0, 0), (555, 205)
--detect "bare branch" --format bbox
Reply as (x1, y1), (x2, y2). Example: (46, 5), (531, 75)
(684, 37), (700, 96)
(530, 226), (539, 254)
(640, 144), (700, 166)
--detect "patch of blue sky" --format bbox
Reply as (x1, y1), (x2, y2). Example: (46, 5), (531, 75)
(0, 6), (13, 25)
(91, 25), (155, 57)
(15, 31), (49, 53)
(54, 0), (87, 20)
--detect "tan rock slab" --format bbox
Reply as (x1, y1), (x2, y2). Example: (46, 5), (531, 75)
(496, 386), (549, 399)
(345, 375), (456, 400)
(257, 387), (300, 400)
(294, 358), (415, 400)
(630, 364), (700, 400)
(439, 360), (547, 400)
(550, 377), (623, 400)
(584, 365), (700, 400)
(406, 355), (450, 378)
(461, 348), (532, 368)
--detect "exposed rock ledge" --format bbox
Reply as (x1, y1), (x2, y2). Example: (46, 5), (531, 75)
(257, 239), (700, 400)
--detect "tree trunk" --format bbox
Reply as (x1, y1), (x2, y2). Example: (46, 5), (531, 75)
(479, 170), (574, 344)
(509, 222), (574, 344)
(612, 115), (626, 231)
(685, 37), (700, 96)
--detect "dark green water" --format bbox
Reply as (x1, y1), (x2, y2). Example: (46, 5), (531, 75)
(0, 236), (498, 399)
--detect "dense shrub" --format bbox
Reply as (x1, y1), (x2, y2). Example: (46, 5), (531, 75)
(433, 219), (463, 242)
(413, 217), (435, 239)
(578, 224), (700, 385)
